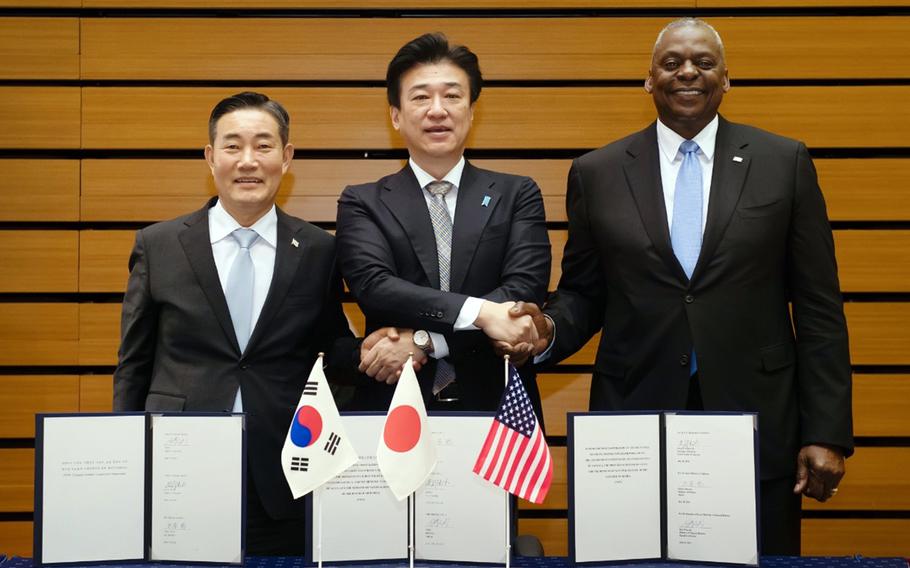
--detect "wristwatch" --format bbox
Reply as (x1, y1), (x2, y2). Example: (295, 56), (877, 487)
(412, 330), (434, 354)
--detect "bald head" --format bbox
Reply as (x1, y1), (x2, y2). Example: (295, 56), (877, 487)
(653, 18), (726, 66)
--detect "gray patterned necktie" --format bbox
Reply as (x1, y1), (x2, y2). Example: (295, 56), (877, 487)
(424, 180), (457, 395)
(425, 180), (454, 291)
(225, 228), (258, 354)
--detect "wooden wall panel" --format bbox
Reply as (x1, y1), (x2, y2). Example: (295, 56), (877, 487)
(803, 447), (910, 511)
(80, 17), (909, 81)
(536, 373), (910, 439)
(846, 303), (910, 366)
(78, 303), (122, 366)
(0, 304), (79, 366)
(834, 231), (910, 292)
(819, 159), (910, 222)
(70, 302), (910, 368)
(78, 157), (908, 224)
(0, 375), (79, 438)
(0, 520), (32, 557)
(802, 519), (910, 556)
(81, 0), (693, 7)
(853, 374), (910, 437)
(0, 87), (80, 149)
(80, 375), (114, 412)
(0, 18), (79, 80)
(0, 230), (78, 293)
(0, 160), (80, 222)
(79, 230), (134, 293)
(538, 373), (590, 438)
(0, 449), (33, 513)
(80, 86), (909, 150)
(80, 158), (570, 223)
(552, 229), (910, 293)
(0, 0), (79, 5)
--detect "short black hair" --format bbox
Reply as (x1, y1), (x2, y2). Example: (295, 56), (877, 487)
(208, 91), (290, 145)
(386, 32), (483, 108)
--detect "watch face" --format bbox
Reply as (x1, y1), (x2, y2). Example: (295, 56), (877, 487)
(413, 330), (429, 349)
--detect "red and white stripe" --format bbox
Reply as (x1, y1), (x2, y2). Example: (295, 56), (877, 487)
(473, 420), (553, 504)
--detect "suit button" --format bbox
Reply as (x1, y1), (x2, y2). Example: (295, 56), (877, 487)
(240, 364), (249, 370)
(679, 354), (689, 366)
(436, 311), (444, 318)
(684, 295), (695, 304)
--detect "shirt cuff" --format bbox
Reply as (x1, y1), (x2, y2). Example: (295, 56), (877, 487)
(429, 332), (449, 359)
(454, 296), (483, 331)
(532, 315), (556, 364)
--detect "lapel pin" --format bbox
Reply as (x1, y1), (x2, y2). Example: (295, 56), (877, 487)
(733, 156), (743, 163)
(291, 238), (299, 248)
(481, 195), (491, 207)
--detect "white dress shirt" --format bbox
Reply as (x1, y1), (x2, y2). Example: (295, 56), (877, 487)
(209, 199), (277, 411)
(409, 157), (485, 359)
(656, 114), (718, 232)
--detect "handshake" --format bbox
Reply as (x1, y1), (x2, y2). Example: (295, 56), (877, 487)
(358, 300), (552, 385)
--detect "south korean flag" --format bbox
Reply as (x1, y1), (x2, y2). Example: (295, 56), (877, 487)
(281, 354), (358, 498)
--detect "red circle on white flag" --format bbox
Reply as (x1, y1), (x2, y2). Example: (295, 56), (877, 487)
(383, 405), (421, 452)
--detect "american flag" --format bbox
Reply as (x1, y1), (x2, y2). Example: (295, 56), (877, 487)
(472, 362), (552, 504)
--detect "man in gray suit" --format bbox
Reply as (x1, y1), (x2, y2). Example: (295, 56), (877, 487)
(506, 19), (852, 554)
(113, 92), (397, 554)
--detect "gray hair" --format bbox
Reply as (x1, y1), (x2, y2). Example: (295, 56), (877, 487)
(653, 18), (726, 64)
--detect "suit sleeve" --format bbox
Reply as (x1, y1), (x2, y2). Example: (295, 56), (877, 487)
(787, 142), (854, 456)
(544, 159), (609, 363)
(112, 230), (159, 411)
(445, 177), (551, 358)
(336, 185), (470, 334)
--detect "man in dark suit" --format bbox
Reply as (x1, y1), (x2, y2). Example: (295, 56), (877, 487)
(337, 33), (550, 415)
(507, 19), (852, 554)
(113, 92), (394, 555)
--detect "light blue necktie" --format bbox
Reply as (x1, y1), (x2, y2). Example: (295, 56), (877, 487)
(425, 181), (457, 395)
(671, 140), (703, 279)
(671, 140), (702, 375)
(226, 228), (258, 355)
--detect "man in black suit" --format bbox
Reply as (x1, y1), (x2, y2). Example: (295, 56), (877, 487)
(337, 33), (550, 415)
(507, 19), (852, 554)
(113, 92), (395, 554)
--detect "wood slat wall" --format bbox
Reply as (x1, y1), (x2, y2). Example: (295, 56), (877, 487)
(1, 5), (908, 559)
(43, 227), (910, 294)
(79, 17), (910, 81)
(79, 86), (909, 150)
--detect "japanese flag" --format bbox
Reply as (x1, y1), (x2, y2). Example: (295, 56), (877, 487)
(376, 355), (437, 500)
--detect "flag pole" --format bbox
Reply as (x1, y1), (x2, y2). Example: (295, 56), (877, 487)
(504, 355), (511, 568)
(409, 494), (415, 568)
(316, 484), (324, 568)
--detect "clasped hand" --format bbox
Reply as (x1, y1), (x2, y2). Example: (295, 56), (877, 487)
(477, 300), (552, 366)
(359, 327), (427, 384)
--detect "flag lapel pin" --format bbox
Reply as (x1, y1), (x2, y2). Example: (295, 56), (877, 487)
(733, 156), (743, 163)
(291, 238), (299, 248)
(481, 195), (491, 207)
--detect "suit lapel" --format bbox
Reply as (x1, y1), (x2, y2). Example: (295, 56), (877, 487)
(692, 117), (751, 282)
(623, 124), (686, 281)
(178, 199), (241, 354)
(450, 163), (499, 293)
(245, 208), (305, 354)
(380, 167), (442, 288)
